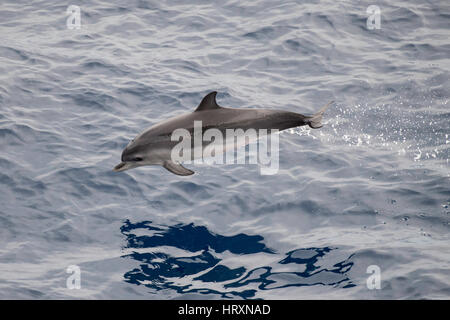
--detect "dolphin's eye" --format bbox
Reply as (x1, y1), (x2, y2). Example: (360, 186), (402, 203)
(132, 157), (143, 162)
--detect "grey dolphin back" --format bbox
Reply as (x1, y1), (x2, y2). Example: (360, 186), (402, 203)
(114, 91), (334, 176)
(195, 91), (222, 112)
(306, 100), (334, 129)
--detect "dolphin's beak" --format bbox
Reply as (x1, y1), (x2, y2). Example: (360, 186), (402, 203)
(113, 162), (131, 172)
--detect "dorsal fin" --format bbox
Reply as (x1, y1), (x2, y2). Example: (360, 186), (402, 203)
(195, 91), (221, 112)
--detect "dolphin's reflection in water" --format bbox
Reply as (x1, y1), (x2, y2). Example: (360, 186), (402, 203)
(121, 220), (355, 298)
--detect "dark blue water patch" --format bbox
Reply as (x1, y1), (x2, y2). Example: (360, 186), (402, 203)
(120, 219), (274, 254)
(125, 250), (220, 284)
(195, 265), (247, 283)
(121, 220), (356, 298)
(280, 247), (354, 279)
(121, 220), (275, 298)
(225, 248), (355, 292)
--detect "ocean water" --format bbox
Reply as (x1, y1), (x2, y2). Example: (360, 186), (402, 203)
(0, 0), (449, 299)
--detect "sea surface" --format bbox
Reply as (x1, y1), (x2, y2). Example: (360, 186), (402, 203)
(0, 0), (449, 299)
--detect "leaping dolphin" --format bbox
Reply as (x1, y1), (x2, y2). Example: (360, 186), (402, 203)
(113, 91), (333, 176)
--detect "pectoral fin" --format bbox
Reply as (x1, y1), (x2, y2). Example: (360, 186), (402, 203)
(163, 160), (194, 176)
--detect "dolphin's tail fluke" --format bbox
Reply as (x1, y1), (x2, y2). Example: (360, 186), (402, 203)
(306, 101), (334, 129)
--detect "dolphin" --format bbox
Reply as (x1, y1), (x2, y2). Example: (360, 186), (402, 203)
(113, 91), (333, 176)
